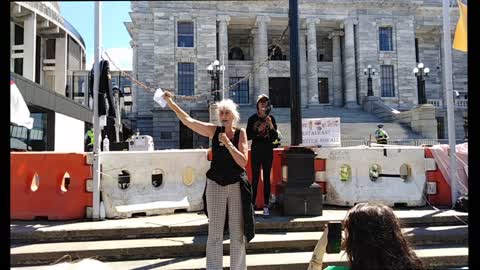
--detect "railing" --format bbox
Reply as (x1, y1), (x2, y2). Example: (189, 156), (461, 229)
(426, 98), (468, 109)
(427, 99), (443, 108)
(341, 139), (467, 147)
(455, 99), (468, 109)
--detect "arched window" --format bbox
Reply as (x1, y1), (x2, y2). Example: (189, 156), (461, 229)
(268, 45), (283, 60)
(229, 47), (245, 60)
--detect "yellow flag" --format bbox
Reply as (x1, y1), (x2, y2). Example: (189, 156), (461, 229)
(453, 0), (468, 52)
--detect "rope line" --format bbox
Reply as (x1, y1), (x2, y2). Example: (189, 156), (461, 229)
(101, 24), (290, 101)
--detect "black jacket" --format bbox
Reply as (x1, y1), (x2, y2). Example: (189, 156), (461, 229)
(246, 113), (278, 149)
(88, 60), (117, 141)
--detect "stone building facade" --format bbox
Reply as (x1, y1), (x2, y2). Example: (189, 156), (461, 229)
(125, 0), (468, 149)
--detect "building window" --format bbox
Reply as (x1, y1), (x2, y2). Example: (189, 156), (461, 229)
(268, 45), (284, 60)
(160, 132), (172, 140)
(229, 47), (245, 60)
(318, 78), (329, 103)
(14, 24), (24, 45)
(14, 58), (23, 76)
(379, 27), (393, 51)
(178, 63), (194, 96)
(229, 77), (249, 104)
(177, 21), (194, 47)
(436, 117), (445, 139)
(381, 65), (395, 97)
(10, 112), (49, 151)
(46, 39), (56, 59)
(67, 37), (82, 70)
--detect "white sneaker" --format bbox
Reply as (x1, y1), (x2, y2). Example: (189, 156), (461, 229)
(263, 207), (270, 217)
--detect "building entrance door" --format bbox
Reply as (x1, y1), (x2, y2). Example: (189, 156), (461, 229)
(268, 78), (290, 108)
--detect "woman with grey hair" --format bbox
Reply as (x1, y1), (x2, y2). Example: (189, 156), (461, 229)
(162, 91), (254, 270)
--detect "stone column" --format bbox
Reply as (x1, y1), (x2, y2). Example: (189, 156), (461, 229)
(253, 15), (270, 101)
(55, 33), (67, 96)
(306, 18), (320, 106)
(130, 40), (138, 114)
(23, 13), (37, 81)
(217, 15), (230, 99)
(343, 19), (359, 108)
(329, 31), (344, 107)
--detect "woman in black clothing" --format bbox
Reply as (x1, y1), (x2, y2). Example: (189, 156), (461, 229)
(163, 91), (252, 270)
(246, 94), (278, 217)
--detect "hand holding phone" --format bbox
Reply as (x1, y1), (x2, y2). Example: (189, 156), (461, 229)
(219, 126), (226, 146)
(326, 221), (342, 253)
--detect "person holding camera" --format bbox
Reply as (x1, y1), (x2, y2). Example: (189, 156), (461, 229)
(308, 202), (424, 270)
(247, 94), (279, 217)
(162, 91), (253, 270)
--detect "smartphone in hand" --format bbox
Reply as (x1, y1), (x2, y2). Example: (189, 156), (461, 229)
(326, 221), (342, 253)
(219, 126), (226, 146)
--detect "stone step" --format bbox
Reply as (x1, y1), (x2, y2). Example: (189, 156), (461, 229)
(11, 246), (468, 270)
(10, 226), (468, 266)
(11, 209), (468, 244)
(236, 106), (423, 142)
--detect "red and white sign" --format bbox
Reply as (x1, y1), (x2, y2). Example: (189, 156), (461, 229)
(301, 118), (341, 147)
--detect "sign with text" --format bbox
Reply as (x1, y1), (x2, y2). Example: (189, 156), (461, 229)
(302, 118), (341, 147)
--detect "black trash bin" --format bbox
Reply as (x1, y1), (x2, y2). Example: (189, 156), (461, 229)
(282, 147), (323, 216)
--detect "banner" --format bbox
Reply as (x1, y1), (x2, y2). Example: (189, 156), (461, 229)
(302, 118), (341, 147)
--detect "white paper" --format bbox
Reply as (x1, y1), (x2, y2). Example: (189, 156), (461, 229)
(153, 88), (167, 108)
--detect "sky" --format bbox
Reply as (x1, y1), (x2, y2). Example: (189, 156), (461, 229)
(59, 1), (132, 71)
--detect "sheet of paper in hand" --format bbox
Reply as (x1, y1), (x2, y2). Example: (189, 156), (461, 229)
(153, 88), (167, 108)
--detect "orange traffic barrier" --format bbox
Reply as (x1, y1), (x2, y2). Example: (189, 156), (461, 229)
(424, 148), (452, 206)
(314, 158), (327, 194)
(11, 153), (93, 220)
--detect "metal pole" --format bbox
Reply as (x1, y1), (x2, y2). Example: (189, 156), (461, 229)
(421, 77), (426, 104)
(367, 76), (373, 96)
(289, 0), (302, 145)
(441, 0), (459, 206)
(92, 1), (102, 220)
(222, 52), (225, 100)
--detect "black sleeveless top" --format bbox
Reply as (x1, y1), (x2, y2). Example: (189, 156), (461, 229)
(206, 126), (248, 186)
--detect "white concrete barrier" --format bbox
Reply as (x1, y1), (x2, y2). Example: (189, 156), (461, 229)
(313, 145), (428, 207)
(99, 150), (209, 218)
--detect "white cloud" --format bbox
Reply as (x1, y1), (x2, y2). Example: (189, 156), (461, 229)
(85, 47), (132, 71)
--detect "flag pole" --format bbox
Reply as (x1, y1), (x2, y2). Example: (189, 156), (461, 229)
(441, 0), (459, 206)
(92, 1), (102, 220)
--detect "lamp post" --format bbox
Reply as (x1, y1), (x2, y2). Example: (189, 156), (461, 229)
(413, 62), (430, 105)
(363, 65), (375, 96)
(207, 60), (225, 101)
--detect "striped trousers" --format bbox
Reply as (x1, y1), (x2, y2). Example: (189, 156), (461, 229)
(206, 179), (246, 270)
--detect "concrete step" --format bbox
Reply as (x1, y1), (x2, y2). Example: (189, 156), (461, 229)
(10, 226), (468, 266)
(11, 246), (468, 270)
(11, 208), (468, 244)
(237, 106), (423, 143)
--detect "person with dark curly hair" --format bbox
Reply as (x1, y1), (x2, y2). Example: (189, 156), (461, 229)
(308, 202), (424, 270)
